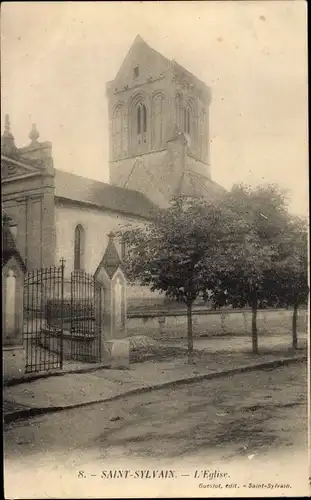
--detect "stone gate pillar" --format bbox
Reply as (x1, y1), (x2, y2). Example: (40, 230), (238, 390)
(2, 214), (27, 381)
(95, 232), (129, 368)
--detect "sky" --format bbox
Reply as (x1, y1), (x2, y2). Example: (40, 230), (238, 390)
(1, 1), (308, 215)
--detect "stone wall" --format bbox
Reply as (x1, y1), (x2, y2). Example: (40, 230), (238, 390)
(127, 284), (167, 310)
(54, 200), (144, 277)
(126, 308), (308, 340)
(54, 201), (163, 308)
(2, 169), (56, 270)
(1, 123), (56, 271)
(186, 154), (211, 180)
(110, 149), (174, 208)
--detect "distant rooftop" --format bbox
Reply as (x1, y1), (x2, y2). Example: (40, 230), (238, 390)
(54, 169), (157, 220)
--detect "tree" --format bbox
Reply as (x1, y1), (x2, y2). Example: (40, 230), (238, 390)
(118, 197), (244, 364)
(263, 215), (308, 349)
(209, 183), (292, 354)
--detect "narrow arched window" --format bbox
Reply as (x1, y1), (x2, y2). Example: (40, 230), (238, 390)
(152, 93), (165, 149)
(133, 101), (148, 151)
(74, 225), (84, 270)
(142, 104), (147, 133)
(175, 94), (182, 129)
(112, 106), (123, 158)
(187, 109), (190, 134)
(184, 107), (190, 134)
(137, 106), (141, 134)
(136, 102), (147, 136)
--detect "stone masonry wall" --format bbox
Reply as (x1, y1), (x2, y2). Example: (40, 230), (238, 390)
(127, 308), (308, 340)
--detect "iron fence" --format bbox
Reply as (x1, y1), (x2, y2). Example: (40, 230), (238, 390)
(23, 261), (103, 373)
(24, 260), (64, 373)
(70, 270), (102, 362)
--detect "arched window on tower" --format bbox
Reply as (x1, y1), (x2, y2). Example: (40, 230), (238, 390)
(134, 101), (147, 150)
(137, 106), (141, 134)
(112, 104), (127, 159)
(136, 102), (147, 135)
(113, 107), (122, 158)
(74, 225), (85, 270)
(175, 94), (182, 129)
(185, 101), (198, 151)
(183, 107), (191, 135)
(152, 93), (165, 149)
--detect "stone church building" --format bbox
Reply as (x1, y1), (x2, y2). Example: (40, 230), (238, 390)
(1, 35), (224, 308)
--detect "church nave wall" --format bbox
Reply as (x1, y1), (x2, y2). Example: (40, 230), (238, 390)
(54, 201), (144, 276)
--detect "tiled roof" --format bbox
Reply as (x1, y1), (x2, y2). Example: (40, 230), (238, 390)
(171, 60), (209, 93)
(107, 35), (209, 96)
(142, 36), (210, 93)
(178, 171), (226, 200)
(54, 169), (157, 219)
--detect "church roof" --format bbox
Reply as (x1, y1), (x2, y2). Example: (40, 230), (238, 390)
(2, 214), (26, 271)
(54, 169), (157, 220)
(107, 35), (209, 95)
(177, 171), (226, 200)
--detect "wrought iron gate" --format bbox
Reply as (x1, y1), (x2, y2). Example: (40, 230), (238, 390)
(24, 260), (64, 373)
(70, 270), (102, 362)
(24, 261), (103, 373)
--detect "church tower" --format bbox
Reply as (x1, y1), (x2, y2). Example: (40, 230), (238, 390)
(106, 35), (222, 208)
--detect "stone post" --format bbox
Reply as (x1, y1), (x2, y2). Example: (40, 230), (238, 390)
(95, 233), (129, 368)
(2, 230), (26, 381)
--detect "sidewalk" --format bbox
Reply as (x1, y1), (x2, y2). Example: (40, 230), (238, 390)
(3, 349), (306, 424)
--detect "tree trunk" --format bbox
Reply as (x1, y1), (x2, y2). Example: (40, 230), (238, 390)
(251, 290), (259, 354)
(292, 303), (299, 350)
(186, 301), (194, 364)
